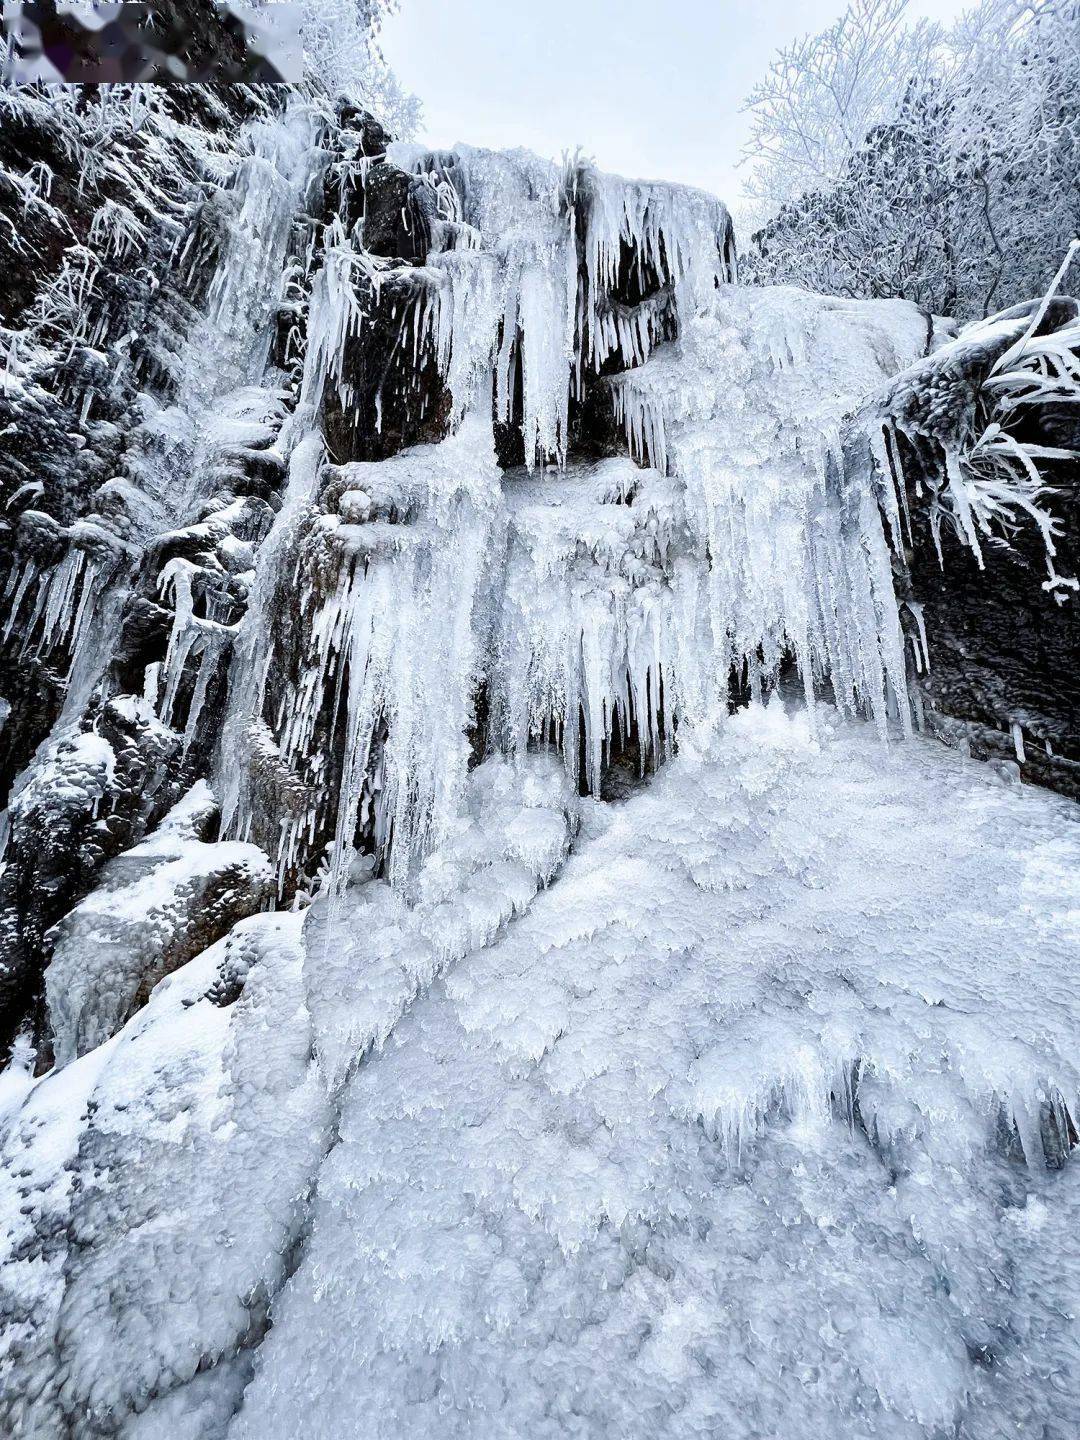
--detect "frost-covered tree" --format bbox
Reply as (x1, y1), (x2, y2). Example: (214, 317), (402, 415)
(741, 0), (943, 208)
(295, 0), (419, 135)
(743, 0), (1080, 320)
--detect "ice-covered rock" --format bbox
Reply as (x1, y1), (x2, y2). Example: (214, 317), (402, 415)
(45, 782), (274, 1065)
(1, 74), (1078, 1440)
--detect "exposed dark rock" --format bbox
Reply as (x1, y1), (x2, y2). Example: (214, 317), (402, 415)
(361, 163), (433, 262)
(907, 471), (1080, 797)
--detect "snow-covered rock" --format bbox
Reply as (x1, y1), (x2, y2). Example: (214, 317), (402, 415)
(1, 909), (328, 1439)
(45, 782), (274, 1065)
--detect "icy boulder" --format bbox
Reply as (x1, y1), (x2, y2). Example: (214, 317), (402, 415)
(45, 781), (274, 1065)
(0, 909), (329, 1440)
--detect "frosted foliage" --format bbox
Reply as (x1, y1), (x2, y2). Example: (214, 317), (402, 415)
(872, 291), (1080, 593)
(230, 703), (1080, 1440)
(0, 912), (330, 1439)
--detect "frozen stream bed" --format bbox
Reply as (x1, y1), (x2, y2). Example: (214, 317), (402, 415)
(3, 702), (1080, 1437)
(229, 704), (1080, 1440)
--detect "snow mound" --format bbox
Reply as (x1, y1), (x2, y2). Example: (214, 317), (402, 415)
(0, 753), (578, 1438)
(1, 910), (328, 1438)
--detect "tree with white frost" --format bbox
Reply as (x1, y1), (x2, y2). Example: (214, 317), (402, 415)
(741, 0), (943, 209)
(742, 0), (1080, 320)
(298, 0), (418, 134)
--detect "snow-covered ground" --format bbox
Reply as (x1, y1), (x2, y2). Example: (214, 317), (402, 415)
(5, 700), (1079, 1437)
(227, 701), (1080, 1440)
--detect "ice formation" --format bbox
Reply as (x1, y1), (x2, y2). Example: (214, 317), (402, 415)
(209, 145), (931, 898)
(229, 702), (1080, 1440)
(1, 85), (1079, 1440)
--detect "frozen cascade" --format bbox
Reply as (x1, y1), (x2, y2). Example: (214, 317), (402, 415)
(3, 99), (318, 765)
(218, 416), (504, 894)
(2, 103), (1080, 1440)
(214, 148), (925, 894)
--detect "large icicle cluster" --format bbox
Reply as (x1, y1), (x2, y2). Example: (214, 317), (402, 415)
(490, 457), (692, 794)
(219, 419), (504, 893)
(2, 82), (1080, 1440)
(388, 143), (738, 469)
(216, 144), (933, 897)
(603, 287), (929, 736)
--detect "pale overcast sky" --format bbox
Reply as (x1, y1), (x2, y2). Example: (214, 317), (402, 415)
(381, 0), (973, 205)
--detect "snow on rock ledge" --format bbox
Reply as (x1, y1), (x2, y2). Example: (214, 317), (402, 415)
(45, 781), (274, 1066)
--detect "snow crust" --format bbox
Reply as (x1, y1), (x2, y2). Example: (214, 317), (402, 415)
(230, 702), (1080, 1440)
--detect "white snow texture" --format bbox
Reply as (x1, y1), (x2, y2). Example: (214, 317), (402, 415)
(2, 109), (1079, 1440)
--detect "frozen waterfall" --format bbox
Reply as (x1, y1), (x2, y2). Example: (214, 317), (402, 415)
(1, 95), (1079, 1440)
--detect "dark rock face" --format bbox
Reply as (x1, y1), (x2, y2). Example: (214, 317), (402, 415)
(908, 481), (1080, 798)
(0, 83), (292, 1061)
(880, 301), (1080, 799)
